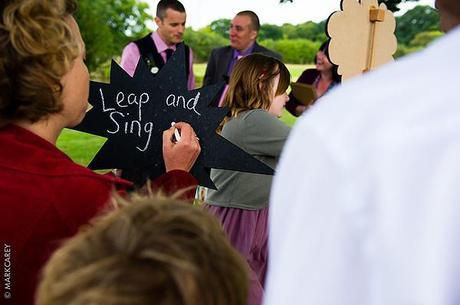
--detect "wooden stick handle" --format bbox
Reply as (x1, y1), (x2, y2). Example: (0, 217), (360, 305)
(365, 7), (386, 72)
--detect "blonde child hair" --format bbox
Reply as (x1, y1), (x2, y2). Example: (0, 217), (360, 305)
(224, 53), (290, 119)
(37, 195), (249, 305)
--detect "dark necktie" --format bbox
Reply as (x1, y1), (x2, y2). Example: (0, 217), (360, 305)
(165, 48), (174, 61)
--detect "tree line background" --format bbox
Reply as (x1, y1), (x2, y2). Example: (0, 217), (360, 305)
(76, 0), (441, 73)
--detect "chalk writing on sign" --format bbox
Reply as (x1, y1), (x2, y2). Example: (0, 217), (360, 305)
(166, 92), (202, 116)
(99, 89), (153, 152)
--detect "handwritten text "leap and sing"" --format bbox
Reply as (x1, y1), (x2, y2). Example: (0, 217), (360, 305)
(99, 90), (202, 152)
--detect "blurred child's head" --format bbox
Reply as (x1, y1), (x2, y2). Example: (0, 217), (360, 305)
(224, 53), (290, 118)
(37, 195), (249, 305)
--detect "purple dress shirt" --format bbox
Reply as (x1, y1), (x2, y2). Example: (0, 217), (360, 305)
(218, 43), (256, 106)
(120, 31), (195, 90)
(227, 43), (255, 75)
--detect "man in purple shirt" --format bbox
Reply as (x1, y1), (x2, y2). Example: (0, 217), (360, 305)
(203, 10), (281, 106)
(120, 0), (195, 90)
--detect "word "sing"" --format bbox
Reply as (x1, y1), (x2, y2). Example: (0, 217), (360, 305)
(100, 89), (153, 152)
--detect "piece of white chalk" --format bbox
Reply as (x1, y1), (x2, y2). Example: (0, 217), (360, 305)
(174, 129), (181, 142)
(171, 122), (181, 142)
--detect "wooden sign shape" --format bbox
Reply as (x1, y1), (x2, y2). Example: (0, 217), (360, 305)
(327, 0), (397, 80)
(72, 45), (274, 189)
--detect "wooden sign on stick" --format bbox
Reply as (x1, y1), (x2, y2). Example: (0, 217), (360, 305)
(326, 0), (397, 80)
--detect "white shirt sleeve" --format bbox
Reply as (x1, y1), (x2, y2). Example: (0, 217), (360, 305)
(265, 121), (370, 305)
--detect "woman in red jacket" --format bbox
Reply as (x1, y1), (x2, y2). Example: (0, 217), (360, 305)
(0, 1), (200, 304)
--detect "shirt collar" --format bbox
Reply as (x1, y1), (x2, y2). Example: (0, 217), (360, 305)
(233, 42), (256, 59)
(152, 31), (177, 53)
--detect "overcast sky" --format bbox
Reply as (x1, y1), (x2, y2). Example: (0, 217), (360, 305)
(143, 0), (436, 30)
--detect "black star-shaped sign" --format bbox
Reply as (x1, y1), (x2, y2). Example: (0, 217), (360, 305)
(73, 44), (273, 189)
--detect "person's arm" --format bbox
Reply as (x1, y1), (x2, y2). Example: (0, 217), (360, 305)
(150, 170), (198, 201)
(203, 49), (217, 87)
(115, 123), (200, 202)
(154, 122), (200, 201)
(187, 48), (195, 90)
(120, 42), (141, 77)
(285, 69), (316, 116)
(285, 93), (306, 117)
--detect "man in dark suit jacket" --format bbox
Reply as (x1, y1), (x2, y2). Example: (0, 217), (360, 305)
(203, 10), (281, 106)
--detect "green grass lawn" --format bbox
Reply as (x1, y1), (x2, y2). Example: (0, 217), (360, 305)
(57, 129), (106, 167)
(58, 63), (308, 166)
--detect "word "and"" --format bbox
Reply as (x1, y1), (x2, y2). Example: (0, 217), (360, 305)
(98, 90), (202, 152)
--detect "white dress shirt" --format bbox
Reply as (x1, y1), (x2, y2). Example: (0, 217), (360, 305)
(265, 26), (460, 305)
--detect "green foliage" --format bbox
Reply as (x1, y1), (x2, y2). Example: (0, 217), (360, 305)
(298, 21), (325, 41)
(209, 19), (231, 38)
(259, 24), (284, 40)
(315, 21), (328, 42)
(396, 5), (440, 45)
(394, 44), (422, 58)
(295, 21), (317, 39)
(280, 0), (419, 12)
(184, 28), (227, 63)
(75, 0), (152, 71)
(280, 21), (326, 41)
(261, 39), (320, 64)
(409, 30), (444, 47)
(394, 30), (443, 59)
(280, 23), (297, 39)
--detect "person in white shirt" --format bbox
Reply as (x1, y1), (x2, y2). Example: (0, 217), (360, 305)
(265, 0), (460, 304)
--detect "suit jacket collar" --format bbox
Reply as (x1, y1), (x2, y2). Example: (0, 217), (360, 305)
(252, 42), (265, 53)
(217, 46), (233, 79)
(221, 42), (263, 77)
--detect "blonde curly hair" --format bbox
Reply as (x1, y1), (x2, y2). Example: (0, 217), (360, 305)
(0, 0), (79, 127)
(37, 195), (249, 305)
